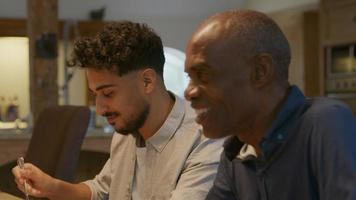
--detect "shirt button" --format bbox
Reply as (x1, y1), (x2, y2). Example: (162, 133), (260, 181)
(261, 142), (267, 148)
(277, 134), (283, 140)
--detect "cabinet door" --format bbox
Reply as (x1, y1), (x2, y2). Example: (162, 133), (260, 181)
(322, 0), (356, 7)
(323, 3), (356, 43)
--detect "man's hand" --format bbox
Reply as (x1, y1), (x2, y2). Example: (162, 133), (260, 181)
(12, 163), (57, 198)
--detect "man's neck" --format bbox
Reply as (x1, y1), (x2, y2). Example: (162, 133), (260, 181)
(139, 90), (175, 140)
(238, 85), (290, 155)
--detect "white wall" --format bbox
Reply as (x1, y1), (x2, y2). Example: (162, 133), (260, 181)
(0, 0), (245, 51)
(0, 0), (320, 49)
(246, 0), (318, 13)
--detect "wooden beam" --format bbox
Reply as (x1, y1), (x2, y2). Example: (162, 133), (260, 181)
(0, 18), (107, 38)
(28, 0), (59, 120)
(0, 19), (27, 37)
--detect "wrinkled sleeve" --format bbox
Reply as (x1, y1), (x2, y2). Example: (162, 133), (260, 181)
(310, 104), (356, 200)
(170, 137), (225, 200)
(82, 158), (111, 200)
(206, 152), (236, 200)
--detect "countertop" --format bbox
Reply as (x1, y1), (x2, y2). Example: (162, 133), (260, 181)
(0, 192), (21, 200)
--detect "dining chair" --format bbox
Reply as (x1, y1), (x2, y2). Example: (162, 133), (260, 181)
(0, 105), (91, 199)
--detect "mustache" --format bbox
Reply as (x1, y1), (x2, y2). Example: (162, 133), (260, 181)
(102, 112), (120, 117)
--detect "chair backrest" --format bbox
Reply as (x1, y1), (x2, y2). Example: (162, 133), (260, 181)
(25, 105), (90, 182)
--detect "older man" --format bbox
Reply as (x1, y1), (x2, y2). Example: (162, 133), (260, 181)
(184, 9), (356, 200)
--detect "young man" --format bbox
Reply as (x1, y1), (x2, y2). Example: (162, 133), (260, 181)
(13, 21), (224, 200)
(184, 9), (356, 200)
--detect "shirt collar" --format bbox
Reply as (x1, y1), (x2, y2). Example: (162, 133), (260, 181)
(146, 92), (185, 152)
(259, 86), (306, 157)
(237, 144), (258, 159)
(224, 86), (306, 160)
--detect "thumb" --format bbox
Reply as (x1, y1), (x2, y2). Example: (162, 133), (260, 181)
(20, 163), (41, 180)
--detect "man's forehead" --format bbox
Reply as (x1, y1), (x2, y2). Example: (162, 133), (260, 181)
(188, 19), (232, 56)
(192, 20), (222, 44)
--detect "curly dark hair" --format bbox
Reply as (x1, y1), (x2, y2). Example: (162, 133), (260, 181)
(68, 21), (165, 77)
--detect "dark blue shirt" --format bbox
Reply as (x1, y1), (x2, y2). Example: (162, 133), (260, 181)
(207, 86), (356, 200)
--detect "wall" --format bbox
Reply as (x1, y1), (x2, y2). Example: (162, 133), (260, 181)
(0, 0), (245, 51)
(262, 5), (320, 96)
(269, 10), (307, 92)
(246, 0), (319, 13)
(0, 0), (321, 50)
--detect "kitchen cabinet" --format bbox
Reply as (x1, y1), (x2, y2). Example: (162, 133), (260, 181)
(320, 0), (356, 113)
(269, 8), (321, 97)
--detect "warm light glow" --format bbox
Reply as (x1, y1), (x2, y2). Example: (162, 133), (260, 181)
(0, 37), (30, 119)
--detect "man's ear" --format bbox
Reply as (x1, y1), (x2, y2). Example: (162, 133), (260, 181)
(250, 53), (274, 88)
(141, 68), (156, 93)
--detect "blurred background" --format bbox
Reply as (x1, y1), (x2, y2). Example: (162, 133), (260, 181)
(1, 0), (355, 122)
(0, 0), (355, 196)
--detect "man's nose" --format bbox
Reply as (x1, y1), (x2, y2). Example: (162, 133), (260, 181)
(184, 81), (199, 101)
(95, 97), (108, 116)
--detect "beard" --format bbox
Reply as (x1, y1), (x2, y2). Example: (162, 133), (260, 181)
(115, 101), (150, 135)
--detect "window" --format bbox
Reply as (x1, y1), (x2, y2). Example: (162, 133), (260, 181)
(163, 47), (189, 97)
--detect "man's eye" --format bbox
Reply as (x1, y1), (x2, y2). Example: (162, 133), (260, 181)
(103, 91), (114, 97)
(197, 71), (210, 83)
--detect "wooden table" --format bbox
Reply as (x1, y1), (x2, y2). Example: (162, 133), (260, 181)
(0, 192), (21, 200)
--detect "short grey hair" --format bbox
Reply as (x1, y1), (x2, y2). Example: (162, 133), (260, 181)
(211, 9), (291, 81)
